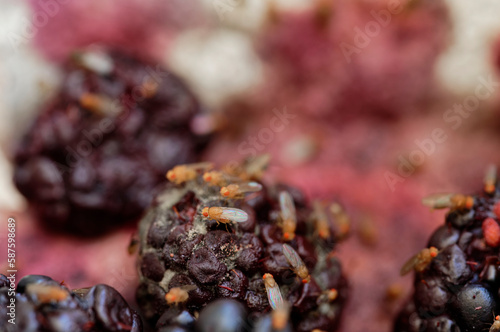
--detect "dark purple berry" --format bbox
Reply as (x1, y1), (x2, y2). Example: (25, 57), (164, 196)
(13, 48), (210, 235)
(136, 173), (348, 331)
(450, 284), (496, 331)
(395, 177), (500, 332)
(0, 274), (143, 332)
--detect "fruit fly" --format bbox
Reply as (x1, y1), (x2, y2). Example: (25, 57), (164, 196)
(242, 154), (271, 180)
(201, 207), (249, 224)
(279, 191), (297, 241)
(224, 154), (271, 181)
(282, 244), (311, 283)
(166, 162), (213, 185)
(490, 315), (500, 332)
(139, 77), (159, 99)
(271, 301), (290, 330)
(400, 246), (439, 276)
(318, 288), (338, 303)
(203, 171), (241, 187)
(330, 202), (350, 240)
(165, 285), (197, 305)
(26, 284), (69, 303)
(72, 50), (114, 75)
(220, 182), (263, 199)
(263, 273), (284, 310)
(79, 93), (121, 116)
(484, 165), (497, 195)
(358, 216), (378, 247)
(385, 283), (404, 302)
(312, 200), (330, 239)
(421, 193), (474, 211)
(127, 232), (140, 255)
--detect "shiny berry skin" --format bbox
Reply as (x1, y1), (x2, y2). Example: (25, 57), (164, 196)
(0, 274), (143, 332)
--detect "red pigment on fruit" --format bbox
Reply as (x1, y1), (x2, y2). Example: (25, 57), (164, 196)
(493, 201), (500, 219)
(482, 218), (500, 247)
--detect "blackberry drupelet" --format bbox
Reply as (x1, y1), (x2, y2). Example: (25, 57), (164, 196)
(136, 160), (348, 332)
(0, 274), (142, 331)
(395, 169), (500, 332)
(14, 48), (209, 235)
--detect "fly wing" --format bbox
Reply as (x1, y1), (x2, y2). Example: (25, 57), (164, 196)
(421, 193), (453, 209)
(220, 208), (248, 223)
(238, 182), (263, 193)
(187, 162), (214, 170)
(282, 244), (303, 270)
(400, 253), (419, 276)
(484, 165), (497, 189)
(72, 287), (91, 298)
(179, 285), (198, 292)
(244, 154), (271, 175)
(279, 191), (296, 223)
(313, 201), (326, 219)
(265, 283), (284, 310)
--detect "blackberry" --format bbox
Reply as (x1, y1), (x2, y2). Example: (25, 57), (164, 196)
(0, 274), (143, 331)
(136, 159), (348, 332)
(394, 169), (500, 332)
(13, 48), (209, 235)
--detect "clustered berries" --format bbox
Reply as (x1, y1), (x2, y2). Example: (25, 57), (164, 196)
(0, 274), (142, 332)
(13, 48), (209, 235)
(395, 167), (500, 332)
(136, 158), (348, 332)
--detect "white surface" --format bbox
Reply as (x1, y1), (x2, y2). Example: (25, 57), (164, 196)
(168, 28), (263, 109)
(436, 0), (500, 96)
(0, 0), (61, 210)
(200, 0), (312, 32)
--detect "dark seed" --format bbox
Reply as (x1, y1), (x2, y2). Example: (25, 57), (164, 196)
(428, 226), (460, 250)
(432, 244), (472, 285)
(188, 248), (227, 284)
(236, 233), (264, 273)
(217, 269), (248, 300)
(414, 277), (450, 318)
(141, 252), (166, 282)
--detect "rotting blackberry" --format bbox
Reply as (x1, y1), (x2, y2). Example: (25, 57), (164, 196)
(394, 167), (500, 332)
(13, 47), (210, 235)
(257, 0), (449, 120)
(0, 274), (143, 332)
(136, 158), (348, 332)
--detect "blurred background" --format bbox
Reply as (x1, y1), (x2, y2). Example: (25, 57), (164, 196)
(1, 0), (500, 331)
